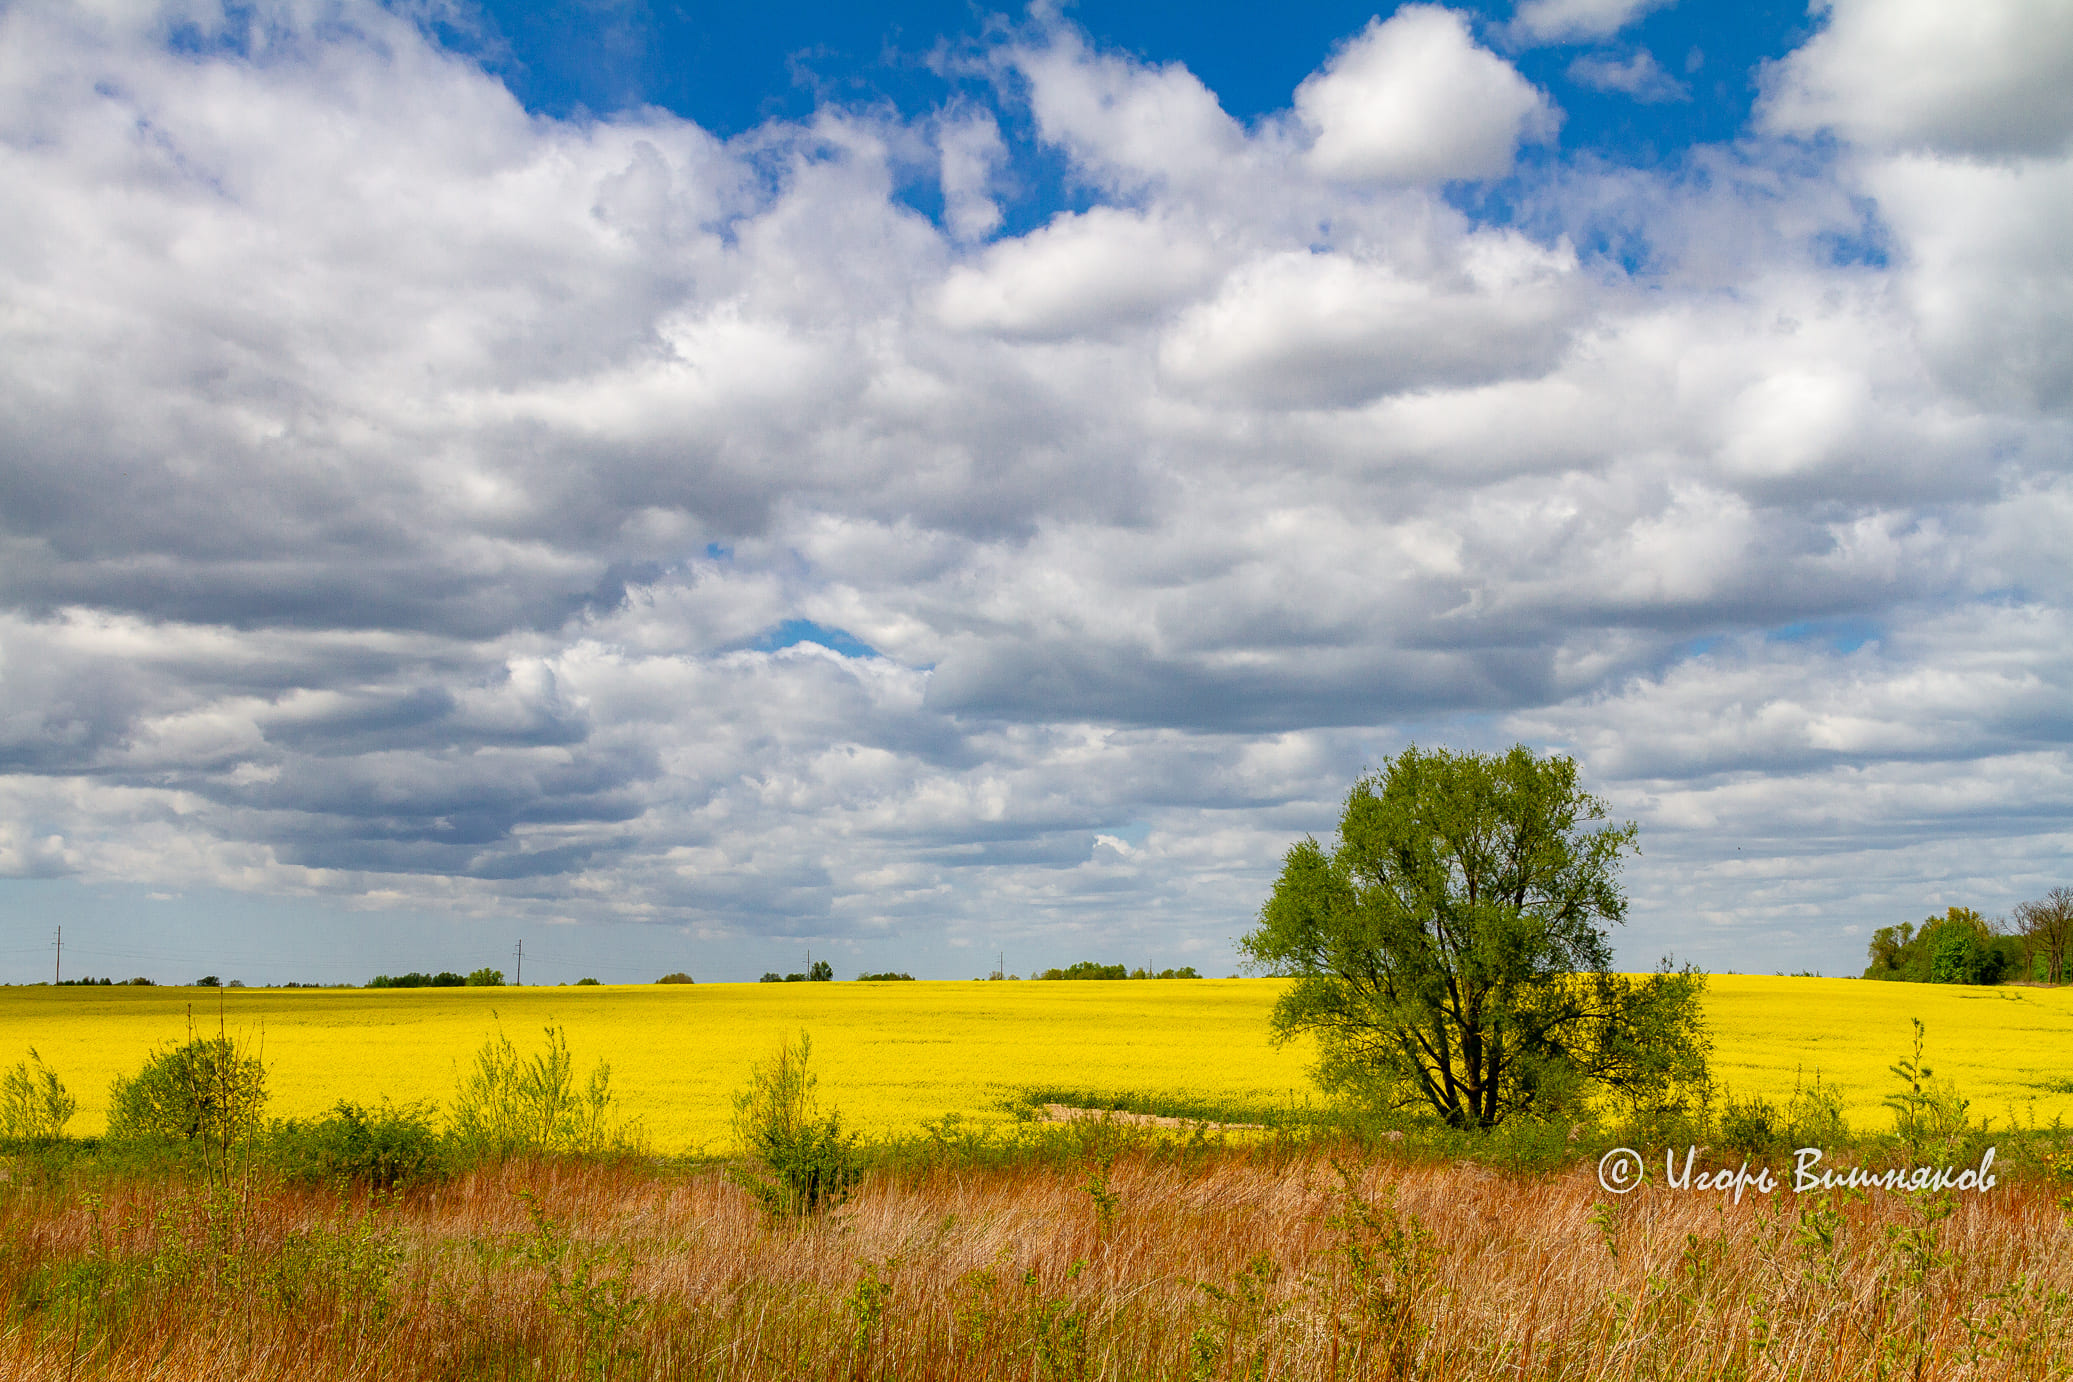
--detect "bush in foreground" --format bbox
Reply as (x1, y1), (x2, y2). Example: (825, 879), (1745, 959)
(0, 1049), (75, 1142)
(448, 1025), (639, 1161)
(270, 1099), (447, 1189)
(730, 1029), (862, 1218)
(106, 1033), (268, 1151)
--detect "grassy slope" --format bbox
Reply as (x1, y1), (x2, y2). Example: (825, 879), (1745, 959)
(2, 976), (2070, 1150)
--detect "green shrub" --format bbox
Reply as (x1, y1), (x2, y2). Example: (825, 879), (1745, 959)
(1719, 1092), (1783, 1154)
(730, 1030), (862, 1218)
(656, 972), (695, 984)
(0, 1049), (76, 1142)
(368, 971), (467, 988)
(448, 1025), (637, 1160)
(106, 1035), (267, 1149)
(465, 967), (505, 987)
(270, 1099), (446, 1189)
(574, 977), (602, 986)
(855, 971), (914, 982)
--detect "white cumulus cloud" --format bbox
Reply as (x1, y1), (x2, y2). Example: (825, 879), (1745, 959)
(1295, 6), (1556, 184)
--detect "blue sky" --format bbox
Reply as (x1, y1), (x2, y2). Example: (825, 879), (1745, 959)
(0, 0), (2069, 986)
(461, 0), (1808, 143)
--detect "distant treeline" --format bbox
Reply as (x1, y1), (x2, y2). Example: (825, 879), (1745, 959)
(1034, 962), (1201, 981)
(55, 976), (155, 987)
(1865, 894), (2071, 986)
(367, 968), (504, 989)
(761, 962), (835, 983)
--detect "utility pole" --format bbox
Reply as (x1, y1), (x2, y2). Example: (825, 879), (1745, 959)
(53, 926), (61, 985)
(513, 940), (523, 987)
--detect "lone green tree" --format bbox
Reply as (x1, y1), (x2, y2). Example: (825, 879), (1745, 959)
(1241, 745), (1709, 1129)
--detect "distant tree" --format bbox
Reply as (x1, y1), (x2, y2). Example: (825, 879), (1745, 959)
(1863, 907), (2020, 985)
(194, 975), (222, 988)
(1241, 745), (1710, 1130)
(656, 972), (696, 984)
(855, 971), (914, 982)
(808, 960), (834, 982)
(1037, 962), (1129, 981)
(2014, 887), (2073, 986)
(759, 972), (783, 983)
(368, 971), (468, 989)
(1864, 922), (1915, 975)
(574, 977), (601, 986)
(465, 967), (504, 987)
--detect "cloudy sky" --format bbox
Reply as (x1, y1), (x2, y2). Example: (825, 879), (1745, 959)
(1, 0), (2068, 985)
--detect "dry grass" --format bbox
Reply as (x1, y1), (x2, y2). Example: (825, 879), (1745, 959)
(1, 1144), (2069, 1381)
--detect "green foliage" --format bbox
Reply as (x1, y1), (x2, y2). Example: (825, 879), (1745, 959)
(575, 977), (602, 986)
(519, 1192), (645, 1381)
(730, 1030), (863, 1218)
(655, 972), (696, 984)
(269, 1099), (447, 1189)
(1311, 1162), (1436, 1368)
(367, 971), (467, 988)
(1864, 907), (2024, 984)
(1717, 1071), (1849, 1154)
(106, 1034), (267, 1149)
(1190, 1253), (1283, 1382)
(1241, 744), (1710, 1129)
(759, 972), (783, 983)
(847, 1261), (895, 1362)
(809, 960), (833, 982)
(465, 967), (505, 987)
(856, 971), (915, 982)
(448, 1026), (637, 1160)
(0, 1048), (77, 1142)
(194, 975), (222, 987)
(1036, 962), (1129, 980)
(1885, 1018), (1973, 1149)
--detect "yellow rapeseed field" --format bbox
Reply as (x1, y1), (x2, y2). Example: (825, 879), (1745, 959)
(1, 975), (2068, 1152)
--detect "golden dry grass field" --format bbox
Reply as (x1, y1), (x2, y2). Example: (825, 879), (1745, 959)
(1, 975), (2069, 1151)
